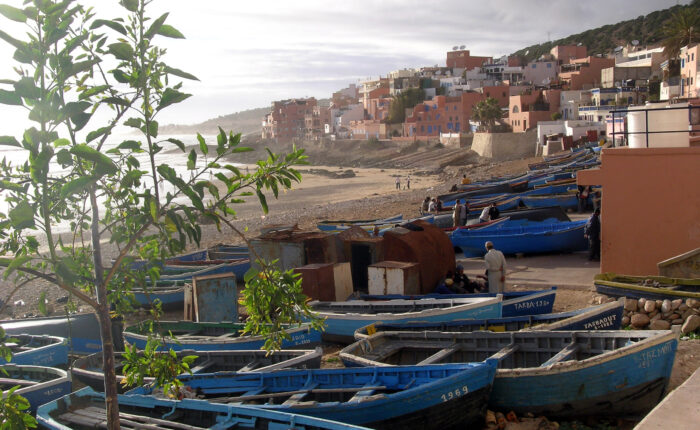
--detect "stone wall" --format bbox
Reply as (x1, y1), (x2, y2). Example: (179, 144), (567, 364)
(470, 129), (537, 161)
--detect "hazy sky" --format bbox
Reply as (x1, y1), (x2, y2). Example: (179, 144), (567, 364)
(0, 0), (685, 133)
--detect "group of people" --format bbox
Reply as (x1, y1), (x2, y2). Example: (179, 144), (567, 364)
(479, 203), (500, 224)
(452, 200), (469, 227)
(436, 241), (507, 295)
(395, 175), (411, 190)
(421, 196), (443, 214)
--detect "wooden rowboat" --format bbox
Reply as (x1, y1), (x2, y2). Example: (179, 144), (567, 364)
(340, 330), (677, 419)
(0, 365), (71, 412)
(594, 273), (700, 301)
(0, 334), (68, 367)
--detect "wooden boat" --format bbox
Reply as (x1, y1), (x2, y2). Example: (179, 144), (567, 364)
(0, 334), (68, 367)
(1, 313), (116, 356)
(123, 321), (321, 351)
(353, 301), (624, 340)
(159, 259), (251, 281)
(340, 330), (678, 419)
(0, 365), (71, 412)
(319, 215), (434, 234)
(466, 206), (571, 224)
(308, 296), (502, 343)
(37, 387), (369, 430)
(71, 347), (323, 393)
(594, 273), (700, 301)
(317, 214), (403, 230)
(443, 216), (510, 232)
(451, 220), (588, 257)
(521, 193), (586, 210)
(361, 287), (556, 318)
(128, 361), (499, 430)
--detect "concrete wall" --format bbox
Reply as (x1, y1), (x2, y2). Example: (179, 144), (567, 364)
(577, 147), (700, 275)
(471, 129), (537, 161)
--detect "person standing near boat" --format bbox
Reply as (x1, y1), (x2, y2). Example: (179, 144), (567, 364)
(584, 208), (601, 261)
(460, 200), (468, 226)
(479, 205), (490, 223)
(421, 196), (431, 214)
(484, 241), (506, 293)
(395, 176), (401, 190)
(452, 200), (462, 228)
(428, 198), (436, 213)
(488, 203), (500, 220)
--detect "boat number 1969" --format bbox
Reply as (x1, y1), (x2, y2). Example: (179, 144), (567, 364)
(440, 386), (469, 402)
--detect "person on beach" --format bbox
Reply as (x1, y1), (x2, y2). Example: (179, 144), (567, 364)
(577, 185), (590, 213)
(453, 200), (462, 228)
(488, 203), (500, 220)
(428, 198), (436, 213)
(421, 197), (431, 214)
(584, 208), (601, 261)
(460, 201), (469, 226)
(479, 205), (490, 223)
(484, 241), (506, 293)
(406, 175), (411, 189)
(395, 176), (401, 190)
(461, 175), (471, 185)
(435, 197), (443, 212)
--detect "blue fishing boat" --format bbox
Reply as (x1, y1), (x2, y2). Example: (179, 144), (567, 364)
(38, 386), (370, 430)
(352, 301), (624, 340)
(593, 273), (700, 301)
(0, 334), (68, 367)
(71, 347), (323, 393)
(317, 214), (403, 231)
(128, 361), (498, 430)
(521, 193), (586, 210)
(308, 296), (502, 342)
(159, 259), (251, 281)
(1, 313), (111, 355)
(361, 288), (556, 317)
(340, 330), (677, 419)
(123, 321), (320, 351)
(451, 219), (588, 257)
(0, 365), (71, 412)
(318, 215), (434, 234)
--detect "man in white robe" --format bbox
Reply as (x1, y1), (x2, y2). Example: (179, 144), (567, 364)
(484, 241), (506, 293)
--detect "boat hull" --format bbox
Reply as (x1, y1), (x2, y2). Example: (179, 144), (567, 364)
(0, 335), (69, 367)
(0, 365), (71, 413)
(593, 273), (700, 301)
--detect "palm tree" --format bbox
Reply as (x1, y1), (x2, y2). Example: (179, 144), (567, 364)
(661, 8), (700, 61)
(472, 97), (502, 132)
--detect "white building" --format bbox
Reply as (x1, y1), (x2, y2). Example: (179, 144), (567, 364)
(522, 61), (557, 86)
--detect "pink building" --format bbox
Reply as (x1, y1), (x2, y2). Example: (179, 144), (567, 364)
(680, 44), (699, 98)
(403, 92), (485, 137)
(559, 56), (615, 90)
(366, 87), (391, 121)
(551, 45), (588, 65)
(446, 49), (492, 70)
(509, 90), (561, 132)
(262, 98), (317, 141)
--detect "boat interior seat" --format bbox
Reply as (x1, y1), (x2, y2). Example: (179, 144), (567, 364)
(489, 343), (520, 362)
(189, 359), (214, 374)
(539, 342), (580, 367)
(282, 382), (318, 405)
(238, 360), (260, 372)
(416, 344), (458, 365)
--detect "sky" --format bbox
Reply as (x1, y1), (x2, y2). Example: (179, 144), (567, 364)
(0, 0), (685, 134)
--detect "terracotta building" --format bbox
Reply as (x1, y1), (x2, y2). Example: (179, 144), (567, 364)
(577, 146), (700, 275)
(509, 89), (561, 132)
(551, 45), (588, 65)
(262, 98), (317, 142)
(559, 56), (615, 90)
(403, 92), (485, 137)
(366, 87), (391, 121)
(446, 49), (492, 70)
(304, 105), (332, 140)
(481, 84), (512, 108)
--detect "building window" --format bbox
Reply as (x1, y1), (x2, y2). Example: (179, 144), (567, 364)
(513, 106), (519, 113)
(454, 106), (457, 111)
(547, 63), (552, 68)
(693, 53), (696, 61)
(421, 125), (424, 132)
(532, 64), (536, 68)
(486, 92), (490, 97)
(436, 113), (441, 120)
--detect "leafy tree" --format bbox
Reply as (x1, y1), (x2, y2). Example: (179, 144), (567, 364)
(0, 328), (37, 429)
(387, 88), (425, 124)
(661, 7), (700, 60)
(551, 112), (562, 121)
(472, 97), (503, 131)
(0, 1), (319, 428)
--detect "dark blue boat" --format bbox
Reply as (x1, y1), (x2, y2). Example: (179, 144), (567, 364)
(521, 193), (588, 210)
(353, 301), (624, 340)
(340, 330), (677, 419)
(361, 288), (556, 317)
(38, 386), (369, 429)
(0, 334), (68, 367)
(0, 365), (71, 412)
(451, 220), (588, 257)
(128, 361), (499, 430)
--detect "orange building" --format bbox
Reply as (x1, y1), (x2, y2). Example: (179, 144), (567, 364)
(509, 89), (561, 132)
(366, 87), (391, 121)
(446, 49), (492, 70)
(680, 44), (699, 98)
(577, 147), (700, 275)
(403, 92), (485, 137)
(264, 98), (317, 142)
(559, 56), (615, 90)
(551, 45), (588, 65)
(481, 85), (511, 108)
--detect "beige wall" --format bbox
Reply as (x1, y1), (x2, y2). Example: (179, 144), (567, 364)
(471, 130), (537, 161)
(578, 147), (700, 275)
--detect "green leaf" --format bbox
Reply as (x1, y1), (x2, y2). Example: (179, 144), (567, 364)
(144, 12), (168, 39)
(143, 120), (158, 138)
(157, 88), (190, 111)
(86, 126), (111, 143)
(120, 0), (138, 12)
(64, 101), (91, 118)
(108, 42), (134, 61)
(102, 96), (130, 107)
(3, 255), (31, 280)
(197, 133), (207, 155)
(149, 199), (158, 222)
(70, 144), (118, 176)
(9, 201), (34, 229)
(187, 149), (196, 170)
(0, 28), (24, 49)
(0, 4), (26, 22)
(60, 176), (97, 198)
(124, 117), (143, 128)
(0, 136), (20, 147)
(156, 24), (184, 39)
(256, 189), (268, 214)
(56, 256), (80, 287)
(112, 69), (131, 83)
(164, 66), (199, 81)
(70, 58), (100, 76)
(53, 138), (70, 147)
(79, 84), (109, 100)
(117, 140), (141, 151)
(90, 18), (127, 35)
(56, 148), (72, 167)
(0, 89), (21, 105)
(13, 77), (40, 99)
(0, 180), (24, 192)
(165, 138), (185, 151)
(71, 112), (92, 131)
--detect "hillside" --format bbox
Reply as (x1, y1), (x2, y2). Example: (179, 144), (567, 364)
(159, 106), (269, 136)
(511, 2), (699, 62)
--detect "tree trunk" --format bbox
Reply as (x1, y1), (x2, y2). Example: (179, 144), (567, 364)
(96, 303), (120, 429)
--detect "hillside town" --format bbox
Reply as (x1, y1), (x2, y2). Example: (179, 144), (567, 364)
(261, 43), (696, 156)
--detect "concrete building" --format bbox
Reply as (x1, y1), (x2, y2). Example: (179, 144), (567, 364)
(578, 105), (617, 122)
(559, 90), (590, 120)
(330, 103), (365, 135)
(446, 49), (492, 70)
(590, 87), (648, 107)
(559, 56), (615, 90)
(601, 66), (653, 88)
(480, 85), (511, 108)
(536, 119), (605, 149)
(482, 63), (524, 83)
(304, 105), (332, 140)
(680, 44), (699, 98)
(332, 84), (360, 108)
(577, 146), (700, 275)
(403, 92), (485, 137)
(660, 77), (681, 101)
(509, 89), (561, 132)
(551, 45), (588, 65)
(366, 87), (391, 121)
(613, 46), (665, 79)
(359, 78), (389, 112)
(262, 98), (317, 142)
(522, 60), (558, 86)
(390, 76), (421, 96)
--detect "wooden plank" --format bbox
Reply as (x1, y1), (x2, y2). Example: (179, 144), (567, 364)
(238, 360), (260, 372)
(540, 342), (580, 367)
(209, 385), (387, 403)
(0, 378), (39, 386)
(77, 407), (206, 430)
(282, 383), (318, 405)
(416, 345), (458, 365)
(189, 359), (214, 374)
(490, 343), (520, 361)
